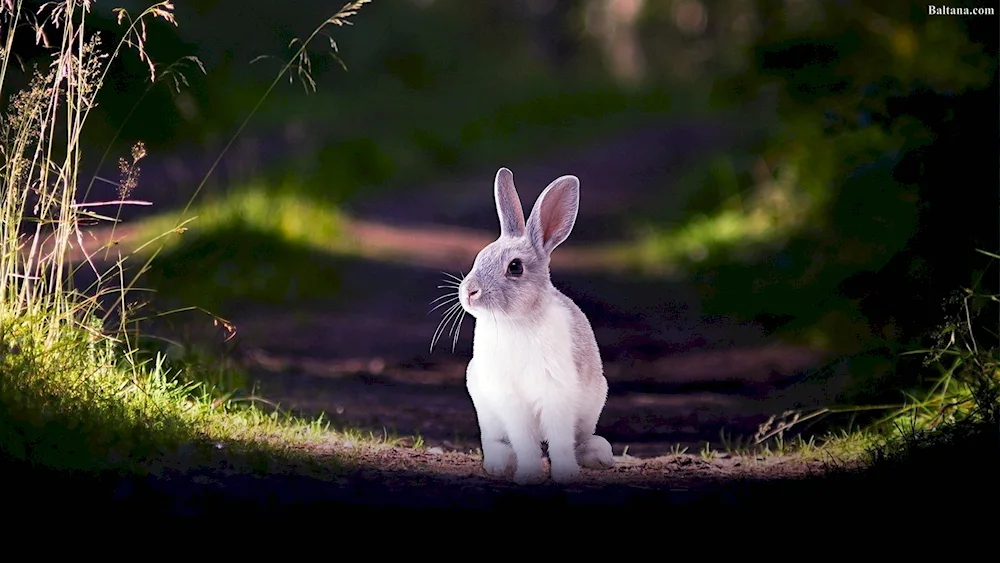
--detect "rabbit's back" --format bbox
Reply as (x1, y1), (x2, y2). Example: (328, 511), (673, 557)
(554, 289), (605, 389)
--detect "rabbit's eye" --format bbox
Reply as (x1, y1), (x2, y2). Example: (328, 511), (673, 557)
(507, 259), (524, 276)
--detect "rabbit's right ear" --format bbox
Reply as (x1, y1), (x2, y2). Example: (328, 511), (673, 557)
(494, 167), (525, 237)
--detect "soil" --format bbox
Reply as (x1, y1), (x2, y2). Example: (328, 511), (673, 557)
(46, 116), (897, 518)
(192, 117), (843, 453)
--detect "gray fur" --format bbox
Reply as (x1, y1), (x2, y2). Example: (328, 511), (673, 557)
(460, 235), (548, 321)
(557, 291), (607, 442)
(494, 167), (526, 237)
(527, 175), (580, 256)
(463, 172), (585, 325)
(463, 170), (604, 390)
(459, 167), (614, 480)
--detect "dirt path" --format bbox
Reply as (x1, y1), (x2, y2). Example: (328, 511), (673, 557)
(59, 116), (859, 501)
(13, 100), (993, 523)
(128, 116), (842, 459)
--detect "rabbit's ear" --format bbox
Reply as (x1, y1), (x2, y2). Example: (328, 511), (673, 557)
(527, 174), (579, 256)
(494, 167), (526, 237)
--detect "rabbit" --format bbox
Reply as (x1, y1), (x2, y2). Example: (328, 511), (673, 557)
(457, 167), (615, 485)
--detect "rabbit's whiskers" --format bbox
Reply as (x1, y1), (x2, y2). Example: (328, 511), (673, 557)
(441, 271), (464, 283)
(430, 301), (463, 352)
(430, 292), (457, 305)
(449, 306), (467, 353)
(429, 295), (459, 313)
(430, 272), (468, 353)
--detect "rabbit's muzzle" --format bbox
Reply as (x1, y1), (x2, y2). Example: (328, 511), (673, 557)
(460, 279), (483, 311)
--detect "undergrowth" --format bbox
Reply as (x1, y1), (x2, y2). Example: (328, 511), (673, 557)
(0, 0), (374, 477)
(732, 253), (999, 470)
(0, 309), (334, 475)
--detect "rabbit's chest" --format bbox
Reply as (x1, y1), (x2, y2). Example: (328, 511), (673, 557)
(470, 306), (577, 401)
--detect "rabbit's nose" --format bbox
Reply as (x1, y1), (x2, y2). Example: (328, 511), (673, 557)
(467, 288), (480, 301)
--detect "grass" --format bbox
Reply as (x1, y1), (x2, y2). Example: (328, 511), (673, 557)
(129, 184), (350, 311)
(0, 0), (379, 480)
(614, 119), (840, 282)
(626, 155), (820, 277)
(714, 262), (999, 473)
(0, 308), (335, 475)
(614, 136), (933, 397)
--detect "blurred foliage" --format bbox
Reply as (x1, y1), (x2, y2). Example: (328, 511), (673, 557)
(136, 185), (348, 311)
(54, 0), (747, 317)
(19, 0), (717, 206)
(6, 0), (993, 408)
(678, 0), (998, 401)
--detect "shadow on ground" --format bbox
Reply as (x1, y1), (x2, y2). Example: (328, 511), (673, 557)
(7, 417), (997, 525)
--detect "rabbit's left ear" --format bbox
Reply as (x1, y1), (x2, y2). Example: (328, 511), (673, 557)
(527, 175), (580, 256)
(494, 167), (526, 237)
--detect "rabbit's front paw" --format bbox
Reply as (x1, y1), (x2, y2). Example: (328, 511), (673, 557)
(512, 468), (546, 485)
(549, 460), (581, 484)
(482, 448), (515, 477)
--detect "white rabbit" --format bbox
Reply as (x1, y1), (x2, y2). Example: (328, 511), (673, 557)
(457, 167), (615, 485)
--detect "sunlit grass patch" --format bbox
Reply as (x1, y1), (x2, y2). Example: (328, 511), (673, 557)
(128, 184), (351, 310)
(0, 309), (337, 475)
(137, 183), (347, 254)
(625, 156), (822, 276)
(1, 307), (428, 480)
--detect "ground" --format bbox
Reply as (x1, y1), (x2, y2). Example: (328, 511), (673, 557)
(42, 116), (931, 517)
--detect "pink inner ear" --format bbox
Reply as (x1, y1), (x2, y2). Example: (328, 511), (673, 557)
(541, 187), (571, 243)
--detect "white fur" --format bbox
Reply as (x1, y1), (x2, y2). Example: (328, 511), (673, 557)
(458, 167), (615, 485)
(467, 297), (595, 484)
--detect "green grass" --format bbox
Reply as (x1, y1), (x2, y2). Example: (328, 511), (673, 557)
(619, 135), (832, 274)
(610, 136), (916, 391)
(0, 305), (446, 480)
(0, 308), (336, 474)
(0, 0), (379, 480)
(129, 184), (350, 311)
(716, 266), (999, 473)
